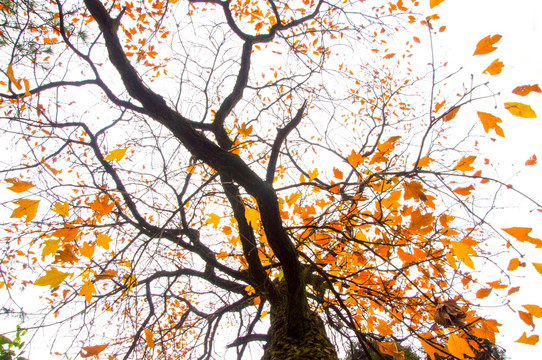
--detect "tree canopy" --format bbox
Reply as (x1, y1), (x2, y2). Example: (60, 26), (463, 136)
(0, 0), (540, 359)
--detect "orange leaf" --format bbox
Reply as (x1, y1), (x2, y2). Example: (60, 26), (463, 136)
(333, 167), (343, 180)
(451, 241), (476, 269)
(238, 123), (253, 137)
(81, 343), (109, 358)
(57, 244), (79, 263)
(473, 35), (502, 55)
(96, 234), (113, 250)
(5, 178), (34, 193)
(80, 242), (95, 260)
(442, 107), (460, 122)
(347, 150), (363, 167)
(519, 311), (534, 328)
(477, 112), (504, 137)
(94, 269), (117, 281)
(453, 185), (474, 196)
(34, 268), (70, 288)
(377, 342), (405, 360)
(88, 195), (114, 218)
(429, 0), (446, 8)
(523, 305), (542, 318)
(515, 332), (538, 345)
(103, 148), (127, 162)
(533, 263), (542, 275)
(508, 286), (520, 295)
(308, 168), (319, 181)
(420, 334), (448, 360)
(525, 154), (537, 166)
(505, 102), (537, 118)
(483, 59), (504, 75)
(502, 227), (542, 248)
(476, 288), (491, 299)
(453, 156), (476, 172)
(507, 258), (520, 271)
(52, 201), (69, 217)
(79, 280), (96, 304)
(403, 181), (428, 202)
(383, 53), (395, 59)
(448, 333), (475, 359)
(6, 64), (22, 90)
(512, 84), (541, 97)
(144, 329), (155, 348)
(11, 199), (40, 222)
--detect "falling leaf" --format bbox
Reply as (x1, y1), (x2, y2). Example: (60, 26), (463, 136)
(52, 201), (69, 217)
(96, 234), (113, 250)
(79, 280), (96, 304)
(453, 156), (476, 172)
(42, 239), (61, 257)
(443, 107), (460, 122)
(448, 334), (475, 359)
(525, 155), (537, 166)
(483, 59), (504, 75)
(512, 84), (541, 97)
(144, 329), (155, 348)
(453, 185), (475, 196)
(477, 112), (504, 137)
(502, 227), (542, 248)
(11, 199), (40, 222)
(6, 64), (22, 90)
(504, 102), (537, 118)
(476, 288), (492, 299)
(451, 241), (476, 269)
(533, 263), (542, 275)
(523, 305), (542, 318)
(34, 268), (70, 288)
(429, 0), (445, 9)
(103, 148), (127, 162)
(515, 332), (538, 345)
(81, 343), (109, 358)
(5, 178), (34, 193)
(473, 35), (502, 55)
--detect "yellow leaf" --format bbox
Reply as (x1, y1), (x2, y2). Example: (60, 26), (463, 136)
(477, 112), (504, 137)
(451, 241), (476, 269)
(81, 343), (108, 358)
(79, 280), (96, 304)
(245, 285), (255, 296)
(34, 268), (70, 288)
(42, 239), (61, 257)
(285, 192), (302, 207)
(446, 252), (457, 270)
(533, 263), (542, 275)
(52, 201), (69, 217)
(245, 207), (260, 226)
(123, 274), (137, 292)
(144, 329), (155, 348)
(6, 64), (22, 90)
(523, 305), (542, 318)
(448, 334), (475, 359)
(308, 168), (319, 181)
(505, 102), (537, 118)
(103, 148), (127, 162)
(453, 156), (476, 172)
(80, 242), (95, 260)
(238, 123), (253, 137)
(515, 332), (539, 345)
(502, 227), (542, 248)
(5, 178), (34, 193)
(11, 199), (40, 222)
(96, 234), (112, 250)
(473, 35), (502, 55)
(206, 213), (221, 228)
(483, 59), (504, 75)
(429, 0), (445, 8)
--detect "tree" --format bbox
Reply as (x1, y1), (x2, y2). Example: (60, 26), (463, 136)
(0, 0), (540, 359)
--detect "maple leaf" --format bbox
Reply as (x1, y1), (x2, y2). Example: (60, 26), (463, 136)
(144, 329), (155, 348)
(88, 195), (114, 218)
(42, 239), (61, 257)
(403, 181), (428, 202)
(80, 242), (95, 260)
(473, 34), (502, 55)
(245, 285), (255, 296)
(477, 112), (504, 137)
(512, 84), (541, 97)
(429, 0), (445, 9)
(34, 268), (70, 288)
(502, 227), (542, 248)
(414, 156), (434, 167)
(346, 150), (363, 167)
(81, 344), (109, 358)
(238, 122), (253, 137)
(103, 148), (127, 162)
(448, 334), (475, 359)
(525, 154), (537, 166)
(96, 234), (113, 250)
(79, 280), (96, 304)
(57, 244), (79, 263)
(523, 305), (542, 318)
(420, 334), (448, 360)
(5, 178), (34, 193)
(308, 168), (319, 181)
(206, 213), (221, 228)
(483, 59), (504, 75)
(516, 332), (539, 345)
(11, 199), (40, 222)
(52, 201), (69, 217)
(451, 241), (476, 269)
(453, 156), (476, 172)
(504, 102), (537, 118)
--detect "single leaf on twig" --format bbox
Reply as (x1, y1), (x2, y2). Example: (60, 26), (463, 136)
(505, 102), (537, 118)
